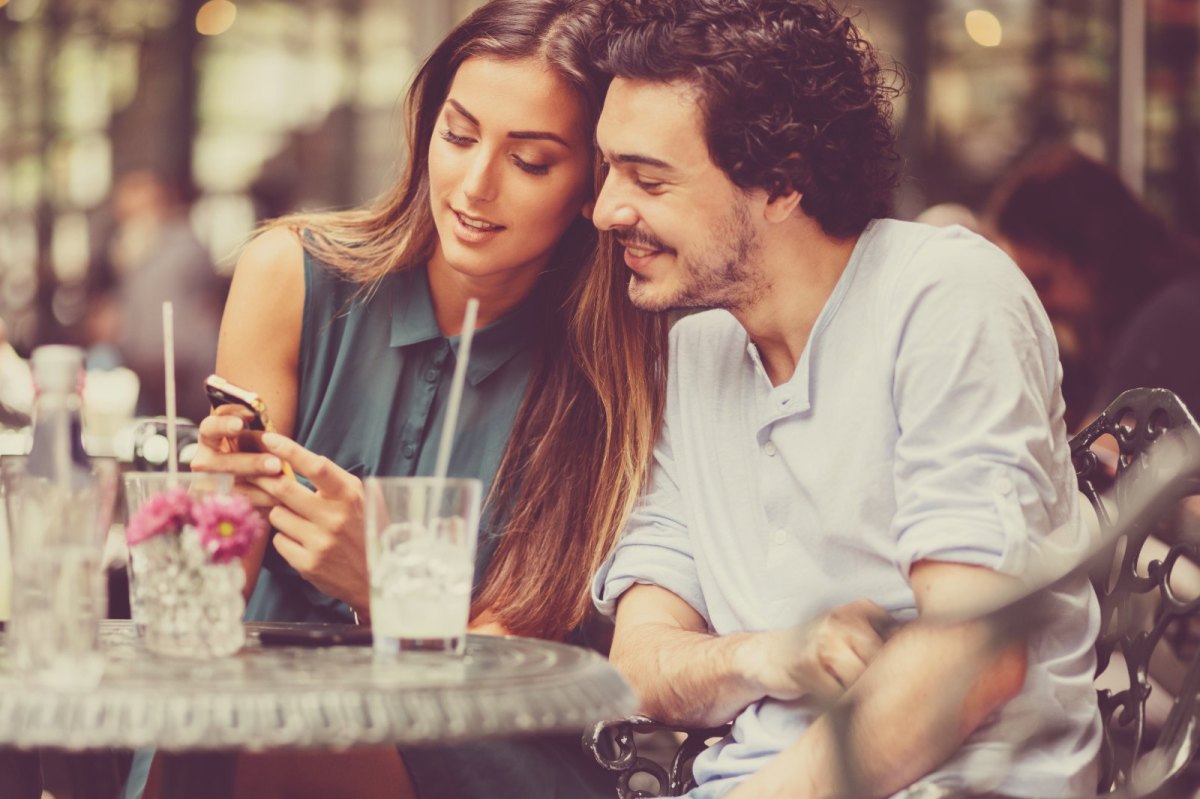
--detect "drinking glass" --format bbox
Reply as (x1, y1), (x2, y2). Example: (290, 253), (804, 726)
(123, 471), (241, 657)
(0, 455), (119, 687)
(365, 477), (481, 655)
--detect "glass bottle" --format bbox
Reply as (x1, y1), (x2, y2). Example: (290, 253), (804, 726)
(26, 345), (92, 488)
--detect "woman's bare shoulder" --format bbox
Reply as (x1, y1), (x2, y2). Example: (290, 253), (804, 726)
(236, 226), (306, 281)
(218, 227), (306, 397)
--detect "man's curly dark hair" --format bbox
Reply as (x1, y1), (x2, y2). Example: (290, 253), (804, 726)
(597, 0), (901, 238)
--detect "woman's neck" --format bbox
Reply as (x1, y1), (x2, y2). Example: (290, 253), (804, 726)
(425, 254), (544, 336)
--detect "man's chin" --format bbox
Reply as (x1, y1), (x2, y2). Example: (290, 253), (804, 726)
(627, 275), (675, 313)
(627, 275), (718, 313)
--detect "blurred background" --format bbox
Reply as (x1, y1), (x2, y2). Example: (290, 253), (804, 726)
(0, 0), (1197, 404)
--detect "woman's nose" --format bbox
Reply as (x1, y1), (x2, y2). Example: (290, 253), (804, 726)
(461, 152), (499, 204)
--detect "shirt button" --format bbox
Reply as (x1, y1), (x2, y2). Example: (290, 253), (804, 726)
(402, 443), (416, 458)
(773, 529), (787, 545)
(994, 476), (1015, 495)
(764, 441), (777, 457)
(424, 368), (439, 383)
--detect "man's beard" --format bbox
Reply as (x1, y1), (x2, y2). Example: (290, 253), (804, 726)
(628, 198), (764, 313)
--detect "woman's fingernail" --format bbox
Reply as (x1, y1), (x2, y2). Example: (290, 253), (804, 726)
(264, 456), (282, 473)
(261, 432), (284, 449)
(228, 418), (243, 432)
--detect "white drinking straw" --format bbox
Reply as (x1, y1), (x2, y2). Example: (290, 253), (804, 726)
(432, 298), (480, 482)
(162, 302), (178, 476)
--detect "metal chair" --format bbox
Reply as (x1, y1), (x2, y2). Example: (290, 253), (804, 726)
(586, 387), (1200, 798)
(1072, 387), (1200, 794)
(585, 716), (730, 798)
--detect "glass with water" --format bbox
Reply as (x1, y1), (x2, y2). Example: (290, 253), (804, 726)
(365, 477), (480, 655)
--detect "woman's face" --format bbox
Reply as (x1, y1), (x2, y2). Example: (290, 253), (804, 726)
(427, 56), (594, 287)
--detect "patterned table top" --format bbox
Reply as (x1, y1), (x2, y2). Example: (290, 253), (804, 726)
(0, 621), (635, 752)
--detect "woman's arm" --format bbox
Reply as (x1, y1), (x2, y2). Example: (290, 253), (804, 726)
(191, 226), (305, 598)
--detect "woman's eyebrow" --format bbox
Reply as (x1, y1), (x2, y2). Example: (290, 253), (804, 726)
(446, 99), (570, 147)
(508, 130), (569, 147)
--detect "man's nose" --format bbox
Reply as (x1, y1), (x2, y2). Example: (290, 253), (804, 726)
(592, 173), (637, 231)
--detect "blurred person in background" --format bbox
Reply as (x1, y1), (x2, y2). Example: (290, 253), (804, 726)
(126, 1), (668, 798)
(0, 318), (32, 428)
(914, 202), (981, 233)
(986, 145), (1200, 428)
(103, 169), (225, 422)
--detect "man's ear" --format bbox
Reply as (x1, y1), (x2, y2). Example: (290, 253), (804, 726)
(764, 189), (802, 223)
(581, 200), (595, 220)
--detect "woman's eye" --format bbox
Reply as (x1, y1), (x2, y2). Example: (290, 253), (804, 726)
(440, 130), (473, 146)
(513, 156), (550, 176)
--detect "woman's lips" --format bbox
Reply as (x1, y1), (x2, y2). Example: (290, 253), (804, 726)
(452, 209), (505, 243)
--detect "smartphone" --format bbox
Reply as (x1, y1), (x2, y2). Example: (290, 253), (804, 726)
(257, 626), (373, 647)
(203, 374), (296, 479)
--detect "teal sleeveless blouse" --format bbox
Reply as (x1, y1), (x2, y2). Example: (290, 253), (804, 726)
(244, 253), (537, 623)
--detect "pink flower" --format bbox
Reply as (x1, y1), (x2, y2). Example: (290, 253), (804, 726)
(126, 487), (193, 546)
(191, 494), (266, 563)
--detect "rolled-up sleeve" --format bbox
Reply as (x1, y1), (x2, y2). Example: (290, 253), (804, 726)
(591, 416), (709, 623)
(889, 243), (1068, 579)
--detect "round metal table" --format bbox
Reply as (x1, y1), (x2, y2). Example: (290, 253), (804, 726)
(0, 621), (635, 798)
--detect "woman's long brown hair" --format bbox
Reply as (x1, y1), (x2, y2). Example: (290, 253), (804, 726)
(265, 0), (668, 640)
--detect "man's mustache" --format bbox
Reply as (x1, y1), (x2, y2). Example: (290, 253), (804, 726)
(614, 230), (676, 255)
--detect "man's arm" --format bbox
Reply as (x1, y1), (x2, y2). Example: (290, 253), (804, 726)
(728, 560), (1028, 799)
(610, 583), (891, 729)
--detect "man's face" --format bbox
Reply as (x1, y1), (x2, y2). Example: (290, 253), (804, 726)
(593, 78), (765, 313)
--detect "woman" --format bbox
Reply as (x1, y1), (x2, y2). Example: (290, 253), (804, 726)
(137, 1), (667, 796)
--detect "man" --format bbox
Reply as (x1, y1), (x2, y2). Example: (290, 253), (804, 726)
(589, 1), (1101, 797)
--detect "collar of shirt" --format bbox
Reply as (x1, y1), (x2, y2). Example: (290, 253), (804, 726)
(744, 221), (875, 425)
(388, 265), (539, 386)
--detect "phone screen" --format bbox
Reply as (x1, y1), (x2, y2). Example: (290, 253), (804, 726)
(205, 375), (272, 430)
(257, 627), (372, 647)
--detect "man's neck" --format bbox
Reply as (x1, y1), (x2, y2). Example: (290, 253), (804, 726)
(732, 222), (861, 387)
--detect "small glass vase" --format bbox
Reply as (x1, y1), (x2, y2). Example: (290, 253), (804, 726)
(131, 527), (246, 658)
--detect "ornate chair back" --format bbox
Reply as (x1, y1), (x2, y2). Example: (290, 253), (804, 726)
(1069, 387), (1200, 794)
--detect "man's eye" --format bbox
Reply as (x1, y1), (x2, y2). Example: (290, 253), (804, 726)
(440, 130), (473, 146)
(637, 180), (664, 192)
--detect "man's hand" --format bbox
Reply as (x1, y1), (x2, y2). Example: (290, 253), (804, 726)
(727, 563), (1029, 799)
(743, 599), (893, 704)
(611, 587), (894, 728)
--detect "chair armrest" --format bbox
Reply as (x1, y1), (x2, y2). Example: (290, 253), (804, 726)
(583, 716), (731, 798)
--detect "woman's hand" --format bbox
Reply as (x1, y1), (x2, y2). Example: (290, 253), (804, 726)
(191, 407), (288, 509)
(251, 433), (370, 615)
(469, 608), (513, 637)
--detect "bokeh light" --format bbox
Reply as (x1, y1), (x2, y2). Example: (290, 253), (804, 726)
(196, 0), (237, 37)
(965, 10), (1003, 48)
